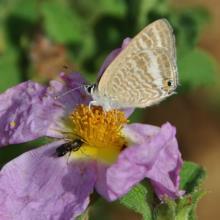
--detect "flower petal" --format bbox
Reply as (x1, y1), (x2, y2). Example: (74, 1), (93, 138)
(0, 81), (64, 147)
(95, 158), (145, 201)
(49, 72), (91, 114)
(148, 139), (184, 199)
(0, 141), (96, 220)
(0, 73), (90, 147)
(96, 122), (182, 201)
(125, 122), (183, 199)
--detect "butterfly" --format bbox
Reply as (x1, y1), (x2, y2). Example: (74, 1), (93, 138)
(85, 19), (178, 111)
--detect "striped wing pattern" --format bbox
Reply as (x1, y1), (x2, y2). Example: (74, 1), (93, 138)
(97, 19), (178, 108)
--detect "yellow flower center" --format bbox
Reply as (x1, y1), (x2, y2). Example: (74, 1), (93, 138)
(66, 104), (128, 164)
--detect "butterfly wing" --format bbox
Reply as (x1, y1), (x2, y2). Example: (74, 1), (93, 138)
(97, 19), (178, 108)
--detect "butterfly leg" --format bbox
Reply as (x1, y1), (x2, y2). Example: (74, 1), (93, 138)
(88, 100), (98, 111)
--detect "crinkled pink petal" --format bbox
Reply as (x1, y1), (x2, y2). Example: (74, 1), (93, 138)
(0, 141), (96, 220)
(0, 81), (64, 147)
(148, 136), (184, 198)
(123, 122), (183, 199)
(95, 122), (183, 201)
(95, 156), (146, 201)
(49, 72), (91, 114)
(0, 73), (90, 147)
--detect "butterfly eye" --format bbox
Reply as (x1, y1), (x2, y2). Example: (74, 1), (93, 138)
(85, 86), (92, 94)
(87, 86), (92, 93)
(85, 85), (95, 95)
(167, 80), (173, 87)
(162, 79), (174, 93)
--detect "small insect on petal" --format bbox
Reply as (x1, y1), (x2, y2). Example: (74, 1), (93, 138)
(56, 139), (84, 157)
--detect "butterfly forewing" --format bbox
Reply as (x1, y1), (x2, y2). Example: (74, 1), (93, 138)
(97, 19), (178, 108)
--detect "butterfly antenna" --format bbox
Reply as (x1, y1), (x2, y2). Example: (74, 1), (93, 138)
(54, 85), (85, 100)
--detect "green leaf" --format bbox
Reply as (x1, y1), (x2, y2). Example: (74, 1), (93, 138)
(0, 47), (21, 92)
(176, 161), (206, 220)
(178, 48), (217, 89)
(171, 7), (210, 56)
(180, 161), (206, 193)
(154, 198), (176, 220)
(76, 209), (89, 220)
(42, 1), (84, 43)
(177, 7), (210, 38)
(72, 0), (126, 22)
(10, 0), (39, 22)
(0, 25), (6, 52)
(138, 0), (158, 27)
(119, 182), (153, 220)
(129, 108), (144, 123)
(0, 137), (51, 167)
(95, 0), (126, 15)
(154, 162), (206, 220)
(176, 191), (205, 220)
(154, 190), (205, 220)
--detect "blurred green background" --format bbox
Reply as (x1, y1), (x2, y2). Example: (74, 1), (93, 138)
(0, 0), (220, 219)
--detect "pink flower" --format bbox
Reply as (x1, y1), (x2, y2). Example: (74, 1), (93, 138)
(0, 39), (183, 220)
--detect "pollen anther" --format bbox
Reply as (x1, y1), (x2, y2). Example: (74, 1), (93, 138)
(70, 105), (127, 149)
(68, 105), (128, 163)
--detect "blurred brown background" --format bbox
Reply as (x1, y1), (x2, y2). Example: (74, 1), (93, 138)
(145, 1), (220, 219)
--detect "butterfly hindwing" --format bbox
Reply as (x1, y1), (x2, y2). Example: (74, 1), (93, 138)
(97, 19), (178, 109)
